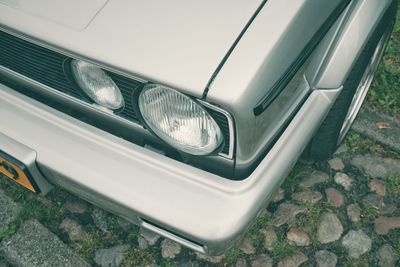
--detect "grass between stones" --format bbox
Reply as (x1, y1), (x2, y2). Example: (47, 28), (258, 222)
(0, 225), (16, 240)
(280, 164), (316, 194)
(394, 241), (400, 259)
(287, 201), (332, 245)
(0, 175), (64, 240)
(122, 248), (155, 266)
(345, 132), (386, 155)
(344, 131), (400, 162)
(270, 239), (295, 261)
(245, 213), (274, 249)
(387, 175), (400, 195)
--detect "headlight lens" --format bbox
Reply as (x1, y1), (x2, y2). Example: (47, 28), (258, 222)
(71, 59), (124, 110)
(138, 84), (224, 155)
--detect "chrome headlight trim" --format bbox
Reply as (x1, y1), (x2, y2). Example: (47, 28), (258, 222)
(137, 84), (225, 156)
(197, 99), (235, 159)
(70, 59), (125, 111)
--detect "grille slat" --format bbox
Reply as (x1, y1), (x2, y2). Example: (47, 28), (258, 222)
(0, 49), (64, 69)
(0, 30), (231, 157)
(0, 59), (67, 81)
(0, 47), (63, 64)
(0, 44), (65, 67)
(0, 41), (63, 60)
(0, 33), (62, 55)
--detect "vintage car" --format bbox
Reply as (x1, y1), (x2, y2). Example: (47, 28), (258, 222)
(0, 0), (397, 255)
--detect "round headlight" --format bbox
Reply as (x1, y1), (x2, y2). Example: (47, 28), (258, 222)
(138, 84), (224, 155)
(71, 60), (124, 110)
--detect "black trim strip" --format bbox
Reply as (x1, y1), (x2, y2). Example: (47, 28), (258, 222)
(253, 0), (351, 116)
(202, 0), (269, 99)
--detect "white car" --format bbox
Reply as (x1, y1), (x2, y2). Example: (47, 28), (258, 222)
(0, 0), (397, 254)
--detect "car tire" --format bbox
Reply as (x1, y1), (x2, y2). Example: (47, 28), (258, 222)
(307, 14), (395, 161)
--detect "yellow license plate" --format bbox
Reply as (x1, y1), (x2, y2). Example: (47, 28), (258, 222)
(0, 151), (37, 193)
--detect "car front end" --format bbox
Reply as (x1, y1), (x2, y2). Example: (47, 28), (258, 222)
(0, 0), (397, 255)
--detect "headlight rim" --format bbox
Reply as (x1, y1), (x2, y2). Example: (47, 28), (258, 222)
(134, 83), (225, 156)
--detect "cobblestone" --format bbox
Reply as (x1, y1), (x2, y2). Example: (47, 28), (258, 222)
(374, 216), (400, 235)
(274, 203), (306, 227)
(0, 189), (19, 231)
(342, 230), (372, 259)
(352, 107), (400, 152)
(318, 212), (343, 244)
(325, 188), (344, 207)
(315, 250), (337, 267)
(0, 220), (89, 267)
(292, 191), (322, 204)
(94, 245), (129, 267)
(277, 252), (308, 267)
(299, 171), (329, 188)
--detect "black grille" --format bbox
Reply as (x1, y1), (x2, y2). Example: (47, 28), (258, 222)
(0, 30), (231, 156)
(108, 72), (142, 121)
(0, 30), (142, 122)
(0, 31), (78, 97)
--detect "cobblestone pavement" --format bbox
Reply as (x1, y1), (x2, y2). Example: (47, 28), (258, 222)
(0, 108), (399, 267)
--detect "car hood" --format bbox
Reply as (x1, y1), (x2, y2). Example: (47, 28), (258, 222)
(0, 0), (264, 97)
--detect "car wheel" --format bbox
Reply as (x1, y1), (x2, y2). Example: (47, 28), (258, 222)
(308, 19), (394, 161)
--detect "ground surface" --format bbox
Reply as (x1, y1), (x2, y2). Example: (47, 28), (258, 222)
(0, 5), (400, 267)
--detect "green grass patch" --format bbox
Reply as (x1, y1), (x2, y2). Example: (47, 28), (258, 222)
(0, 176), (68, 237)
(288, 201), (333, 245)
(0, 224), (16, 241)
(72, 231), (102, 261)
(281, 164), (315, 194)
(344, 257), (370, 267)
(72, 229), (122, 262)
(360, 206), (380, 227)
(122, 248), (155, 267)
(245, 212), (273, 249)
(366, 4), (400, 119)
(106, 214), (120, 232)
(394, 240), (400, 259)
(160, 258), (179, 267)
(270, 239), (295, 261)
(224, 247), (244, 265)
(345, 132), (385, 155)
(387, 175), (400, 196)
(16, 200), (65, 231)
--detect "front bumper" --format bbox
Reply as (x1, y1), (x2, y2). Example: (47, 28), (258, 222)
(0, 83), (341, 255)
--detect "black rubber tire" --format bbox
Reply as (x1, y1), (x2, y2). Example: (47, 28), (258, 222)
(307, 4), (397, 161)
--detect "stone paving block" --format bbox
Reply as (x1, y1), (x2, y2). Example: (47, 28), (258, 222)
(0, 255), (10, 267)
(0, 260), (9, 267)
(353, 107), (400, 152)
(0, 220), (90, 267)
(0, 189), (20, 231)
